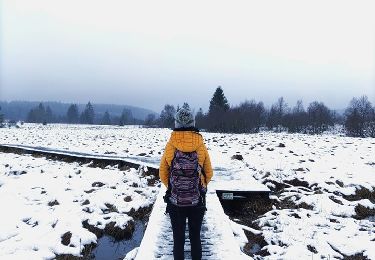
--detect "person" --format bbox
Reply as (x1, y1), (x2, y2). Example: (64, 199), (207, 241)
(159, 105), (213, 260)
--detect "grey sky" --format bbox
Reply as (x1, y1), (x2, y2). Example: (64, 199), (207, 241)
(1, 0), (375, 112)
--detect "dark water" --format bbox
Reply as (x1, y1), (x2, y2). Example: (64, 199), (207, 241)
(250, 243), (261, 254)
(92, 221), (145, 260)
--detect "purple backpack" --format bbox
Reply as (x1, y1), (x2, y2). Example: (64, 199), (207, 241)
(169, 150), (205, 207)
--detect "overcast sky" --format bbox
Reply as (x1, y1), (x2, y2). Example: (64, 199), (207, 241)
(1, 0), (374, 112)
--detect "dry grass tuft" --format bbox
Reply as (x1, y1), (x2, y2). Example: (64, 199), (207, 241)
(275, 197), (314, 210)
(284, 178), (309, 188)
(103, 203), (118, 214)
(48, 200), (60, 207)
(81, 199), (90, 206)
(307, 245), (318, 254)
(231, 154), (243, 160)
(103, 221), (135, 241)
(91, 182), (105, 188)
(243, 228), (269, 257)
(124, 196), (132, 202)
(82, 220), (103, 238)
(61, 232), (72, 246)
(354, 205), (375, 220)
(127, 205), (153, 220)
(54, 242), (96, 260)
(343, 186), (375, 203)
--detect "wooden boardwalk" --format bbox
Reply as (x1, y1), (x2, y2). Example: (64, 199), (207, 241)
(135, 186), (252, 260)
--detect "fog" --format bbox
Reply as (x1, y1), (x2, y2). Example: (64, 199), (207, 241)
(1, 0), (374, 112)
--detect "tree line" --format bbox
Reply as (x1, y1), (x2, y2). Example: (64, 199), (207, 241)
(0, 106), (4, 127)
(145, 87), (375, 138)
(3, 87), (374, 138)
(0, 101), (153, 122)
(25, 102), (139, 126)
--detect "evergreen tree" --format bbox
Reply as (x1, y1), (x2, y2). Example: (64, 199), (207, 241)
(26, 103), (46, 123)
(195, 108), (205, 129)
(66, 104), (79, 124)
(119, 108), (133, 126)
(206, 87), (230, 132)
(26, 109), (36, 123)
(101, 111), (111, 125)
(37, 103), (46, 123)
(208, 86), (230, 115)
(80, 102), (95, 124)
(45, 106), (54, 123)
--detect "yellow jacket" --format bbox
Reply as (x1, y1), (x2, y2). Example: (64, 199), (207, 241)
(159, 130), (213, 188)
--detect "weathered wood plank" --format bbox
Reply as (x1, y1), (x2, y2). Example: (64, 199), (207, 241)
(135, 186), (251, 260)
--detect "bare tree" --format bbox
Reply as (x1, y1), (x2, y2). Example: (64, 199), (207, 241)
(307, 101), (333, 134)
(284, 100), (308, 133)
(344, 96), (374, 137)
(145, 113), (157, 127)
(159, 104), (176, 128)
(266, 97), (289, 131)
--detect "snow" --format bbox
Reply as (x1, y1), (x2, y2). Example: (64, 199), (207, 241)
(135, 186), (250, 259)
(1, 124), (375, 259)
(0, 152), (158, 259)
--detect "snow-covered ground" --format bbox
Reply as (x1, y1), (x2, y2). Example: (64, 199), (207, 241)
(0, 152), (158, 259)
(1, 124), (374, 259)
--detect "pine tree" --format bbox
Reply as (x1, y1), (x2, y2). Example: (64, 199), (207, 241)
(208, 86), (230, 115)
(26, 103), (46, 123)
(37, 103), (46, 123)
(66, 104), (79, 124)
(80, 102), (95, 124)
(206, 87), (230, 131)
(45, 106), (54, 123)
(101, 111), (111, 125)
(118, 108), (133, 126)
(195, 108), (205, 129)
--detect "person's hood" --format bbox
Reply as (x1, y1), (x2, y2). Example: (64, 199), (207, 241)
(169, 131), (203, 152)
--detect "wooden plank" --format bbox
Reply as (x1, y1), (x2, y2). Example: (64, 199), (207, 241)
(0, 144), (159, 176)
(135, 186), (251, 260)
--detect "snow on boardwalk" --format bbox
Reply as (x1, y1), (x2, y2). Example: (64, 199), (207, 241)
(135, 186), (251, 260)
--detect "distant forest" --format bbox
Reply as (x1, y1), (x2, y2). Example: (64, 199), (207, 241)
(1, 88), (374, 138)
(0, 101), (156, 125)
(147, 87), (374, 138)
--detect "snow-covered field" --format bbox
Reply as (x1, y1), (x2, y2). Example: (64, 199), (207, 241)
(1, 124), (374, 259)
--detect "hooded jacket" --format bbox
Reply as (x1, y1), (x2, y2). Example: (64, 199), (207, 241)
(159, 130), (213, 188)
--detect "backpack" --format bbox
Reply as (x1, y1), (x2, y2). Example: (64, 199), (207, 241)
(168, 150), (206, 207)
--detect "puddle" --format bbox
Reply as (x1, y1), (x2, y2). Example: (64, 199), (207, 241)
(249, 243), (261, 254)
(92, 221), (145, 260)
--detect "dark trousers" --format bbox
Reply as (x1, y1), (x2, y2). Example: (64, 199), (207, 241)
(168, 204), (205, 260)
